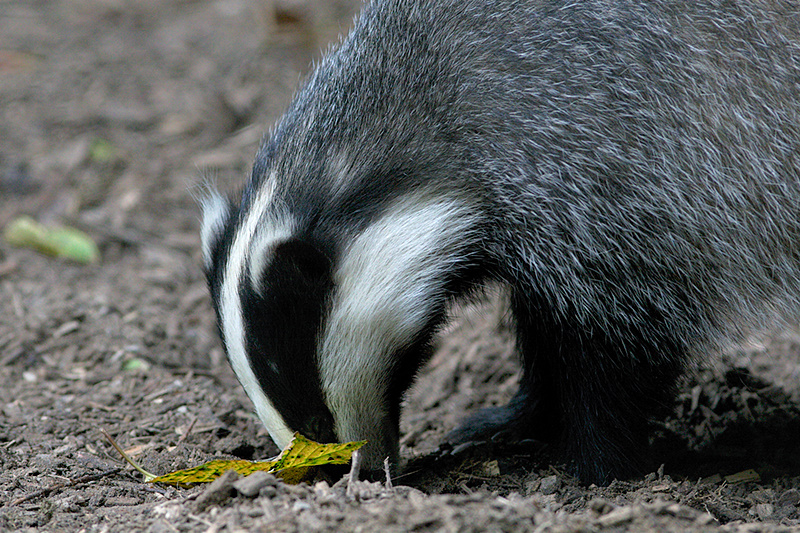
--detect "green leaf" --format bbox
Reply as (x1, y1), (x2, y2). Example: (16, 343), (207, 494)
(89, 138), (119, 163)
(4, 216), (99, 263)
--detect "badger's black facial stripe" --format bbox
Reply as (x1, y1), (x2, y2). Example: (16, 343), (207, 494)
(240, 238), (337, 443)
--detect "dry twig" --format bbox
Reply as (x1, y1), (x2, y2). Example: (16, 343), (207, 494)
(11, 468), (121, 506)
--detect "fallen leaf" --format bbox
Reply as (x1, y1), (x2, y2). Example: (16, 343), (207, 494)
(724, 469), (761, 485)
(149, 433), (366, 486)
(4, 216), (100, 263)
(151, 459), (274, 486)
(88, 138), (120, 163)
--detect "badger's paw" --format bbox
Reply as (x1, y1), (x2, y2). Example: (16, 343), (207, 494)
(443, 390), (558, 451)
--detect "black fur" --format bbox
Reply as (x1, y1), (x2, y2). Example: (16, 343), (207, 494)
(240, 238), (337, 443)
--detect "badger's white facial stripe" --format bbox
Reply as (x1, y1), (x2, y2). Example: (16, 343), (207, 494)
(218, 176), (295, 450)
(200, 189), (230, 268)
(318, 191), (479, 446)
(247, 222), (296, 293)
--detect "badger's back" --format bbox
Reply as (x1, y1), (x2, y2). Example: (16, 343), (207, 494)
(254, 0), (800, 352)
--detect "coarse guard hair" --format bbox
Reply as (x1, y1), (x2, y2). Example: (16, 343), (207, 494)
(202, 0), (800, 485)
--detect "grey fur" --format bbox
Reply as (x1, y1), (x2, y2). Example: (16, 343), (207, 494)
(203, 0), (800, 484)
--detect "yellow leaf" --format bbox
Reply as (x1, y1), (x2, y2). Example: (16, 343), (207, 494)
(272, 433), (367, 470)
(148, 433), (366, 486)
(150, 459), (276, 486)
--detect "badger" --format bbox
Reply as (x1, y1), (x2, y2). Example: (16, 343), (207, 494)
(200, 0), (800, 485)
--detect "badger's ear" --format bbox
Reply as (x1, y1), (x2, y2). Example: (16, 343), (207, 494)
(200, 189), (232, 269)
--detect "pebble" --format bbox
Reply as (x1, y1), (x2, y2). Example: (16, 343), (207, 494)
(662, 503), (698, 520)
(105, 496), (141, 506)
(588, 498), (615, 515)
(233, 471), (278, 498)
(597, 506), (635, 527)
(145, 519), (176, 533)
(779, 488), (800, 506)
(539, 475), (561, 496)
(750, 503), (774, 519)
(292, 500), (311, 512)
(194, 469), (239, 512)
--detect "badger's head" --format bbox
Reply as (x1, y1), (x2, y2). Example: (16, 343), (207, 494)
(200, 179), (481, 473)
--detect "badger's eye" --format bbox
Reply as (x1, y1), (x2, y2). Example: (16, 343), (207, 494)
(307, 417), (325, 441)
(304, 414), (336, 443)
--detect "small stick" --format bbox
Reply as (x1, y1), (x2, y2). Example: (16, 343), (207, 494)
(177, 417), (198, 444)
(100, 428), (157, 481)
(11, 468), (121, 506)
(383, 457), (393, 490)
(346, 449), (362, 500)
(349, 449), (362, 484)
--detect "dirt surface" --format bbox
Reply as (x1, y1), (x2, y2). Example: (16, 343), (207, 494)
(3, 1), (800, 531)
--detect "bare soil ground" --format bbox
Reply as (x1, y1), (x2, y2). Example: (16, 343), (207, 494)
(2, 1), (800, 531)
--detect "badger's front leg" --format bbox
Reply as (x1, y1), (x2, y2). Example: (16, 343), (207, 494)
(446, 290), (562, 447)
(449, 290), (686, 486)
(546, 327), (685, 485)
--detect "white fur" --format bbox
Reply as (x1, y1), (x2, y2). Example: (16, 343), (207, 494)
(318, 190), (479, 450)
(247, 221), (296, 292)
(200, 190), (230, 268)
(215, 176), (296, 450)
